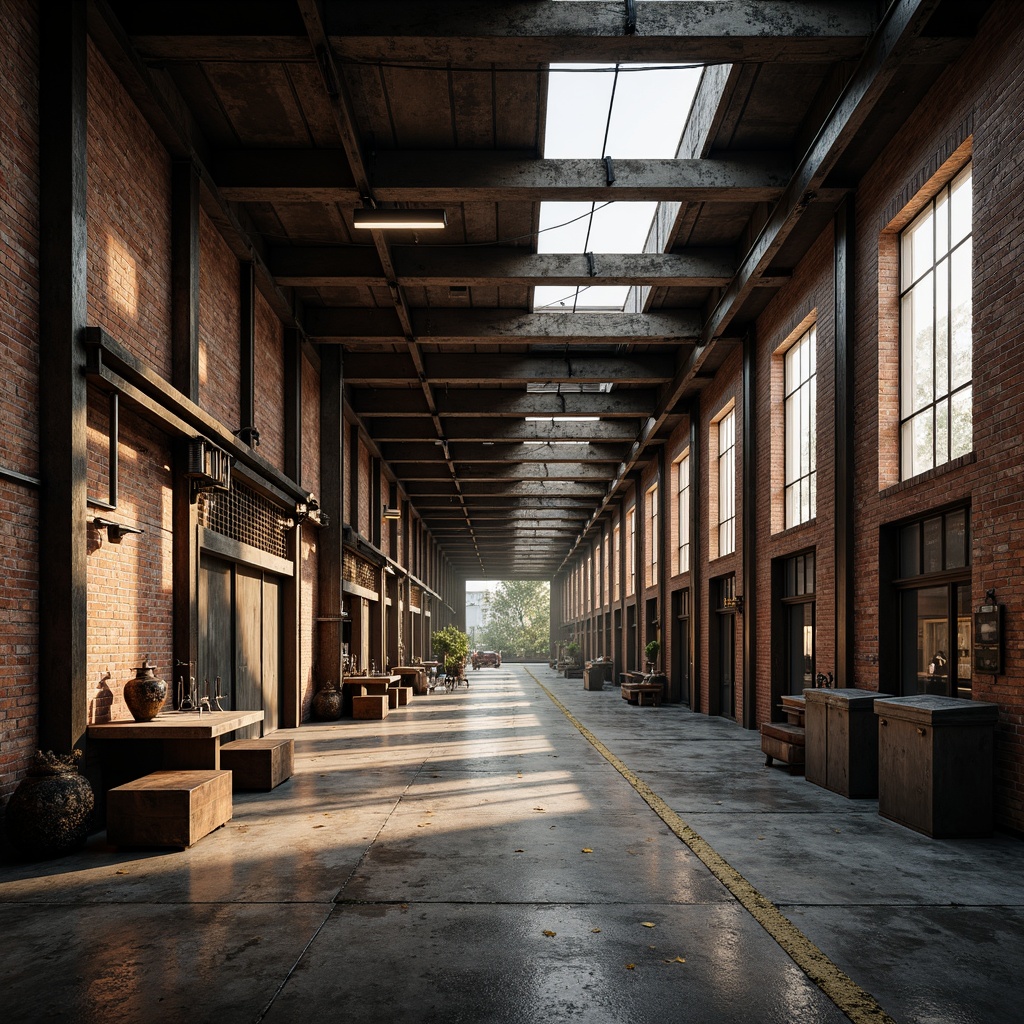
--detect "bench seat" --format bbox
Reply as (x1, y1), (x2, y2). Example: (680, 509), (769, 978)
(760, 721), (806, 774)
(220, 736), (294, 791)
(352, 694), (389, 720)
(107, 769), (232, 848)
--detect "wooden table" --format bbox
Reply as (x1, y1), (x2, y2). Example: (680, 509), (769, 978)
(88, 710), (265, 771)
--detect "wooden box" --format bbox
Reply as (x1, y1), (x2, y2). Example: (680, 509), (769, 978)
(220, 736), (294, 791)
(107, 770), (232, 848)
(352, 694), (389, 720)
(804, 688), (889, 797)
(875, 695), (998, 837)
(394, 686), (413, 706)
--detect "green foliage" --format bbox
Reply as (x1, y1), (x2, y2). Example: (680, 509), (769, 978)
(432, 624), (470, 674)
(565, 640), (581, 664)
(645, 638), (661, 665)
(477, 580), (551, 660)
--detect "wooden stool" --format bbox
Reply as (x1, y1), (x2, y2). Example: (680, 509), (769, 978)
(387, 688), (400, 709)
(394, 685), (413, 706)
(760, 721), (806, 774)
(107, 770), (232, 848)
(352, 694), (389, 720)
(220, 736), (294, 791)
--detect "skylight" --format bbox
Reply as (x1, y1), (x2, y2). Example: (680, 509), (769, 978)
(535, 63), (701, 312)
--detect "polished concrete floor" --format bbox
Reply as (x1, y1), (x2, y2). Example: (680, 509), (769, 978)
(2, 664), (1022, 1023)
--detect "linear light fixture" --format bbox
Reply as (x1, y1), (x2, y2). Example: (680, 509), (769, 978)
(383, 505), (402, 520)
(354, 208), (447, 230)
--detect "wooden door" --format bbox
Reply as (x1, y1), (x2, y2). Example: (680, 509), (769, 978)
(199, 556), (233, 708)
(262, 576), (282, 733)
(234, 566), (264, 739)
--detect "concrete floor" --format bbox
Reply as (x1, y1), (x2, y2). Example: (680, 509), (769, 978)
(2, 664), (1022, 1023)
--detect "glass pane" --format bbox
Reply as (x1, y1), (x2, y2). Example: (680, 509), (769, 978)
(955, 585), (972, 699)
(805, 550), (815, 592)
(950, 238), (972, 389)
(935, 257), (949, 394)
(911, 408), (934, 476)
(935, 185), (950, 258)
(902, 206), (934, 289)
(936, 396), (949, 466)
(902, 585), (950, 696)
(923, 516), (943, 574)
(900, 523), (920, 577)
(946, 509), (967, 569)
(950, 166), (972, 246)
(951, 384), (972, 459)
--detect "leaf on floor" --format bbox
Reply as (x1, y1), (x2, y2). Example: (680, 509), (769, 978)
(663, 957), (686, 964)
(542, 930), (557, 937)
(313, 824), (326, 829)
(114, 869), (129, 875)
(591, 928), (601, 933)
(581, 848), (593, 854)
(641, 922), (655, 928)
(418, 822), (431, 827)
(625, 963), (635, 970)
(533, 806), (546, 812)
(514, 849), (525, 853)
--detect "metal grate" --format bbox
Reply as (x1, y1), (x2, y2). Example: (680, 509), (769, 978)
(344, 551), (378, 591)
(198, 480), (289, 559)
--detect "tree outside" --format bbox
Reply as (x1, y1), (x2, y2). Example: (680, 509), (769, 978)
(476, 581), (550, 660)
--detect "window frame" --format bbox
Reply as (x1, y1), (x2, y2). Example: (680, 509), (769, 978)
(784, 325), (817, 528)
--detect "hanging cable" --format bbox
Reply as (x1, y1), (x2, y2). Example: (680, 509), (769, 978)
(572, 63), (621, 313)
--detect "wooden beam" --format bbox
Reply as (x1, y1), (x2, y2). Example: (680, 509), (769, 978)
(307, 308), (701, 343)
(369, 417), (640, 443)
(127, 2), (877, 63)
(350, 388), (660, 418)
(379, 442), (629, 464)
(39, 0), (89, 754)
(397, 463), (616, 482)
(270, 246), (736, 289)
(217, 151), (791, 204)
(343, 353), (675, 386)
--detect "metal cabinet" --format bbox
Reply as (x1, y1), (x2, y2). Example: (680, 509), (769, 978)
(874, 695), (998, 837)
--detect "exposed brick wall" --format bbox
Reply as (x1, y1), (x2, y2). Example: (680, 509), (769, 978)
(357, 437), (371, 537)
(86, 39), (172, 374)
(753, 227), (837, 727)
(0, 0), (40, 799)
(850, 3), (1024, 829)
(698, 348), (743, 718)
(85, 407), (174, 723)
(198, 208), (240, 431)
(254, 290), (284, 472)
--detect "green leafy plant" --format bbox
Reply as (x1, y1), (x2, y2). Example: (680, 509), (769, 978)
(432, 624), (470, 675)
(565, 640), (581, 664)
(645, 638), (661, 668)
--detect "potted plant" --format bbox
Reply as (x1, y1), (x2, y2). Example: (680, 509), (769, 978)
(645, 638), (661, 672)
(565, 640), (581, 666)
(432, 624), (470, 680)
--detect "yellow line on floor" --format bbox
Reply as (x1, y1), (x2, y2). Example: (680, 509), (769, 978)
(527, 670), (897, 1024)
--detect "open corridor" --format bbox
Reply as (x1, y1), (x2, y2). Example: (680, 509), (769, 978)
(2, 665), (1023, 1024)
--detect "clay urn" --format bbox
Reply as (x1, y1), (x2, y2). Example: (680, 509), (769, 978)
(123, 657), (168, 722)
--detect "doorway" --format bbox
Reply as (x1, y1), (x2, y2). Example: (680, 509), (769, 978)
(710, 575), (736, 719)
(199, 554), (283, 737)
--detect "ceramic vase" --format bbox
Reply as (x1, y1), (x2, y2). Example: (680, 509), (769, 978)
(123, 658), (168, 722)
(312, 681), (343, 720)
(6, 750), (94, 858)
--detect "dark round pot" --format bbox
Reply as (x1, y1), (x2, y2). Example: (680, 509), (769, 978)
(6, 751), (94, 859)
(124, 658), (168, 722)
(312, 682), (343, 720)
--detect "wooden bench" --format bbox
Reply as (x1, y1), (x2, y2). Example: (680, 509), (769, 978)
(107, 769), (232, 848)
(220, 736), (294, 791)
(621, 682), (663, 707)
(352, 694), (389, 720)
(760, 721), (806, 774)
(392, 685), (413, 707)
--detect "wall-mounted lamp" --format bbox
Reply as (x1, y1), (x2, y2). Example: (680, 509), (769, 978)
(294, 494), (328, 527)
(233, 425), (260, 448)
(92, 517), (144, 544)
(353, 208), (447, 230)
(383, 505), (402, 520)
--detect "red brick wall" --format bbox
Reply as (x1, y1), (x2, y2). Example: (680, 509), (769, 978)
(85, 408), (174, 723)
(698, 347), (743, 718)
(0, 0), (40, 799)
(753, 227), (837, 725)
(850, 3), (1024, 828)
(86, 39), (172, 374)
(254, 290), (284, 471)
(198, 208), (240, 430)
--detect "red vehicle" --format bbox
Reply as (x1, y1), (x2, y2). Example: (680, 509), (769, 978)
(472, 650), (502, 669)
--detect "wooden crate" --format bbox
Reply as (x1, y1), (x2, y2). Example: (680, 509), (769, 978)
(220, 736), (294, 791)
(394, 686), (413, 706)
(352, 694), (389, 720)
(107, 770), (232, 848)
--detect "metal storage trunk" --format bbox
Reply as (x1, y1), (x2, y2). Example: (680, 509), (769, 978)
(874, 695), (998, 838)
(804, 688), (890, 798)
